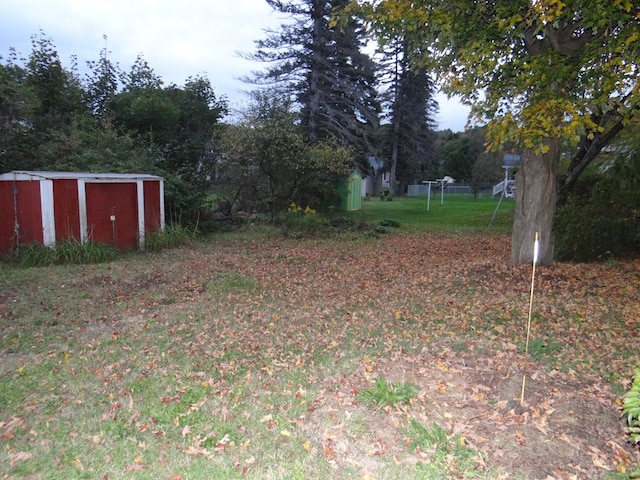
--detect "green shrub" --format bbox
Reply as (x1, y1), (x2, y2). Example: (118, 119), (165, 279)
(555, 174), (640, 262)
(279, 204), (397, 238)
(144, 225), (197, 251)
(379, 219), (401, 228)
(281, 202), (330, 237)
(329, 216), (358, 229)
(67, 240), (119, 264)
(622, 366), (640, 448)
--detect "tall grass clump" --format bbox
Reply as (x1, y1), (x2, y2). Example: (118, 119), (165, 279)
(406, 419), (484, 476)
(12, 239), (119, 267)
(358, 377), (418, 407)
(144, 225), (197, 251)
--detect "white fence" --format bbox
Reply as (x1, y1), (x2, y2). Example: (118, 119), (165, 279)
(407, 184), (473, 196)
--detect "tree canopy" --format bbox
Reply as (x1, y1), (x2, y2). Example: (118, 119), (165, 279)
(0, 33), (229, 227)
(354, 0), (639, 149)
(220, 93), (353, 218)
(244, 0), (381, 168)
(350, 0), (640, 264)
(376, 33), (438, 195)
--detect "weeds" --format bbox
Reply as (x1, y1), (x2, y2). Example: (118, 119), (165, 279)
(517, 338), (562, 362)
(622, 366), (640, 447)
(144, 224), (197, 251)
(407, 419), (486, 478)
(10, 239), (119, 267)
(358, 377), (418, 407)
(6, 225), (197, 267)
(378, 219), (401, 228)
(281, 203), (402, 238)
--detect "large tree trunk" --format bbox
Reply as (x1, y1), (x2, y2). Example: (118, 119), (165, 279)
(388, 106), (400, 197)
(387, 46), (402, 198)
(306, 0), (325, 144)
(511, 139), (560, 266)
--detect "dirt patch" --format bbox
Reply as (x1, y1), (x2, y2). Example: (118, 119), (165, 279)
(302, 345), (638, 479)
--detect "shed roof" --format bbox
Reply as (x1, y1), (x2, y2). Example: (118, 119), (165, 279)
(0, 171), (163, 181)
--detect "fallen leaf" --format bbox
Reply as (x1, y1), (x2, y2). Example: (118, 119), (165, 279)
(592, 457), (611, 470)
(324, 442), (334, 458)
(10, 451), (33, 467)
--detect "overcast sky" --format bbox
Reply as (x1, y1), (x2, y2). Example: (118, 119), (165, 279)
(0, 0), (470, 131)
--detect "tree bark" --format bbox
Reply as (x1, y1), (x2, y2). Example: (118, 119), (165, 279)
(387, 44), (401, 198)
(557, 113), (627, 207)
(306, 0), (325, 144)
(388, 102), (400, 197)
(511, 139), (560, 266)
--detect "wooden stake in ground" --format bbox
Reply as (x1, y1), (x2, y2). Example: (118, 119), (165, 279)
(520, 232), (539, 405)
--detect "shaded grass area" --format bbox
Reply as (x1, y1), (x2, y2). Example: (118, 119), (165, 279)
(0, 233), (638, 479)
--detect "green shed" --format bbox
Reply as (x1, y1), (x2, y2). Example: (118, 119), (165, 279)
(338, 173), (362, 211)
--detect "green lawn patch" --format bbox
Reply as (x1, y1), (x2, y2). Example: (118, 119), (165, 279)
(350, 194), (514, 232)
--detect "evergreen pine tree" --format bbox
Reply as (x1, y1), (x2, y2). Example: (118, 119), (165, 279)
(378, 35), (437, 195)
(244, 0), (380, 168)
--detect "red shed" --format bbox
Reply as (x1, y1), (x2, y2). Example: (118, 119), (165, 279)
(0, 171), (165, 254)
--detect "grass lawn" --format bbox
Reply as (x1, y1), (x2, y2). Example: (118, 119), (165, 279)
(348, 194), (514, 232)
(0, 196), (638, 479)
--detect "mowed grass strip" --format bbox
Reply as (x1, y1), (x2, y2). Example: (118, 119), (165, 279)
(350, 194), (514, 232)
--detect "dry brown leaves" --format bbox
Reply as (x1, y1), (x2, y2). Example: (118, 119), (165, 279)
(2, 231), (639, 478)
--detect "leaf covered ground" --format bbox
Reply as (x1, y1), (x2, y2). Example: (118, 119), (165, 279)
(1, 232), (639, 479)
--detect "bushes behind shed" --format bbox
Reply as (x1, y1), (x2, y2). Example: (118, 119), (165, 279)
(555, 173), (640, 262)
